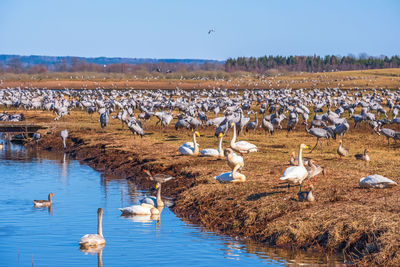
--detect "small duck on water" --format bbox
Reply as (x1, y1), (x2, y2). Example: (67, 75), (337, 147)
(33, 193), (54, 207)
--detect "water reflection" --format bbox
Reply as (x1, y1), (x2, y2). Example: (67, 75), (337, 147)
(80, 245), (104, 267)
(0, 141), (346, 267)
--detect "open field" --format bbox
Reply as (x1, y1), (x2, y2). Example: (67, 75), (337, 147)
(1, 68), (400, 90)
(2, 103), (398, 266)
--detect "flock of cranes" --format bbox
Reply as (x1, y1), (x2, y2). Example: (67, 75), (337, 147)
(2, 86), (400, 249)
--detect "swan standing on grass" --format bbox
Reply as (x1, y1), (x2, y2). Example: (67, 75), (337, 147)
(214, 148), (246, 183)
(33, 193), (54, 207)
(230, 123), (257, 154)
(200, 132), (224, 157)
(280, 144), (309, 192)
(178, 131), (200, 155)
(79, 208), (105, 247)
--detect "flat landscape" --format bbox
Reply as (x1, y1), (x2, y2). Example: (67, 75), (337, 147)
(1, 68), (400, 90)
(2, 69), (400, 265)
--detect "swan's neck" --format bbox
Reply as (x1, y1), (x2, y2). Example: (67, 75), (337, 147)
(218, 136), (223, 156)
(298, 147), (304, 167)
(231, 124), (237, 144)
(97, 212), (103, 237)
(193, 133), (199, 154)
(156, 183), (164, 207)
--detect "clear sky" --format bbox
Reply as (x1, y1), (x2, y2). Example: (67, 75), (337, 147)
(0, 0), (399, 60)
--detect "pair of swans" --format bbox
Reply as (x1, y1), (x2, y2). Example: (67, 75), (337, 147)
(215, 148), (246, 183)
(119, 170), (174, 215)
(179, 131), (225, 158)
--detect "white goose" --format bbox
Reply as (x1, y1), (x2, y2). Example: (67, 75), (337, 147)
(214, 148), (246, 183)
(200, 132), (224, 157)
(178, 131), (200, 155)
(79, 208), (105, 247)
(230, 123), (257, 154)
(280, 144), (309, 191)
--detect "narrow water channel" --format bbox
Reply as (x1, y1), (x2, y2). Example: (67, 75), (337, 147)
(0, 141), (346, 266)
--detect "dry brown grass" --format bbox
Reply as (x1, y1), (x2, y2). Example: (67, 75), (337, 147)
(1, 68), (400, 90)
(5, 105), (400, 266)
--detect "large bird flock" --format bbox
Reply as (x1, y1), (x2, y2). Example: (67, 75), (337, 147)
(0, 87), (399, 143)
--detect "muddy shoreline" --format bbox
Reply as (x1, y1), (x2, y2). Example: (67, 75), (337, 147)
(27, 128), (399, 266)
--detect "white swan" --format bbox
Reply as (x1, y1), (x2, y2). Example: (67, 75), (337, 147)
(120, 182), (163, 215)
(230, 123), (257, 154)
(178, 131), (200, 155)
(200, 132), (224, 157)
(215, 148), (246, 183)
(79, 208), (105, 247)
(280, 144), (309, 191)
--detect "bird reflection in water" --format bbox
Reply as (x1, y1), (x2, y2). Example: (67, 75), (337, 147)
(121, 206), (164, 226)
(80, 244), (104, 267)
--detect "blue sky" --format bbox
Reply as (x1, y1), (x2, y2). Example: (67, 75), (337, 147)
(0, 0), (399, 60)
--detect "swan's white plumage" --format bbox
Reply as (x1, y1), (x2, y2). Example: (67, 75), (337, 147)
(230, 123), (257, 154)
(200, 148), (220, 156)
(79, 234), (105, 246)
(200, 133), (224, 157)
(178, 145), (196, 155)
(140, 196), (156, 206)
(280, 166), (308, 184)
(178, 131), (200, 155)
(119, 203), (159, 215)
(280, 144), (309, 186)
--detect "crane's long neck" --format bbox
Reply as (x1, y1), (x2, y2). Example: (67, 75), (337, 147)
(218, 136), (223, 156)
(298, 147), (304, 167)
(156, 183), (164, 207)
(97, 212), (103, 237)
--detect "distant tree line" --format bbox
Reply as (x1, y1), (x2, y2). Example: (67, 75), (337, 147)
(1, 54), (399, 75)
(0, 57), (224, 75)
(225, 54), (400, 73)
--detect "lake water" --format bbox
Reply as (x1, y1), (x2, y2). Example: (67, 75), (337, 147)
(0, 141), (346, 266)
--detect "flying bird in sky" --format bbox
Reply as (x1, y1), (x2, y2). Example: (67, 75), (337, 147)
(208, 29), (215, 34)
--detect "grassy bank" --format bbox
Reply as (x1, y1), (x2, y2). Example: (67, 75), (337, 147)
(7, 107), (399, 266)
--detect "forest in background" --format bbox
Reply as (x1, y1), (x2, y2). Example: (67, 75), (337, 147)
(0, 54), (399, 76)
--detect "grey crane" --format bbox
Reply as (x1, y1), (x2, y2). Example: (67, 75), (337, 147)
(305, 123), (333, 152)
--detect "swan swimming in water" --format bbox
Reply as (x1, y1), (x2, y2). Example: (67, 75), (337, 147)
(79, 208), (105, 247)
(230, 123), (257, 154)
(120, 176), (166, 215)
(178, 131), (200, 155)
(200, 132), (224, 157)
(280, 144), (309, 191)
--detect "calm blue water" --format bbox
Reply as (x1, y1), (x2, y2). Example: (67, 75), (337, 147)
(0, 142), (345, 267)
